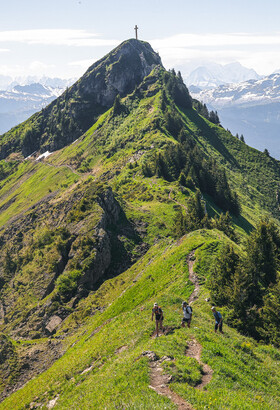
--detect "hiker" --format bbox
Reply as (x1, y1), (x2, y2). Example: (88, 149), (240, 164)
(211, 306), (224, 334)
(181, 301), (192, 328)
(151, 303), (163, 337)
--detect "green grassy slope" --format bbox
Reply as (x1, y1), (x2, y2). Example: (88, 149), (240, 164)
(1, 68), (279, 239)
(1, 231), (279, 410)
(1, 56), (280, 409)
(0, 160), (78, 228)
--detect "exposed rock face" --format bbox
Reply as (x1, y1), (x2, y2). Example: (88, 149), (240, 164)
(79, 39), (162, 108)
(0, 184), (142, 338)
(0, 39), (162, 158)
(0, 336), (64, 402)
(45, 315), (63, 334)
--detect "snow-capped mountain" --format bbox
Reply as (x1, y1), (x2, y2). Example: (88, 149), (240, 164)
(185, 62), (261, 90)
(6, 76), (75, 90)
(191, 73), (280, 108)
(190, 73), (280, 159)
(0, 83), (65, 134)
(0, 75), (13, 90)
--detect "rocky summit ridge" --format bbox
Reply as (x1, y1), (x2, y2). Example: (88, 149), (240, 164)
(0, 39), (162, 159)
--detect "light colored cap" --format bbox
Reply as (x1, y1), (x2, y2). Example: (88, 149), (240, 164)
(154, 303), (158, 307)
(211, 306), (216, 310)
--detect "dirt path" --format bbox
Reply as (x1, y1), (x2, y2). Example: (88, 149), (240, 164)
(148, 246), (212, 407)
(187, 250), (200, 305)
(186, 248), (213, 389)
(149, 358), (194, 409)
(168, 190), (188, 212)
(185, 338), (213, 390)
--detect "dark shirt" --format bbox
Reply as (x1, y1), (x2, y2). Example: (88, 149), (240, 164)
(213, 311), (222, 324)
(152, 307), (163, 319)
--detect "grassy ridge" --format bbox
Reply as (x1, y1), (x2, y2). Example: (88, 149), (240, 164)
(0, 160), (78, 228)
(1, 63), (280, 409)
(2, 231), (279, 409)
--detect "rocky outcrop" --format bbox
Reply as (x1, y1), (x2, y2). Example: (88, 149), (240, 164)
(79, 39), (162, 108)
(1, 39), (163, 158)
(45, 315), (63, 334)
(0, 183), (142, 338)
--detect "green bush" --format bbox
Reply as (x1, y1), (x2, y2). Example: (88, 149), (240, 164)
(56, 270), (82, 302)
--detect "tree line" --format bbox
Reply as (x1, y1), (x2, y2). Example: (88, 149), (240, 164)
(209, 219), (280, 347)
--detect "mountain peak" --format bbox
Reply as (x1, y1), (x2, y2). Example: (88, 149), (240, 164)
(0, 39), (163, 158)
(82, 38), (163, 105)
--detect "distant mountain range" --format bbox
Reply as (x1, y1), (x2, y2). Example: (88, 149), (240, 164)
(191, 73), (280, 159)
(0, 75), (75, 91)
(190, 73), (280, 107)
(185, 62), (261, 90)
(0, 82), (67, 134)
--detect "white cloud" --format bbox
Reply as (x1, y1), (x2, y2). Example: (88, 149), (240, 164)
(150, 33), (280, 75)
(1, 30), (280, 77)
(151, 33), (280, 49)
(29, 61), (55, 72)
(0, 61), (56, 77)
(68, 58), (96, 68)
(0, 29), (118, 47)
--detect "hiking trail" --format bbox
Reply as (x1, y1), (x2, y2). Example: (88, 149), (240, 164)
(148, 247), (213, 408)
(148, 355), (194, 410)
(186, 248), (213, 389)
(187, 250), (200, 305)
(168, 190), (188, 212)
(185, 338), (213, 390)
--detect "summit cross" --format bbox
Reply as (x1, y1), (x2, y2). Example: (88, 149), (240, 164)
(134, 25), (139, 40)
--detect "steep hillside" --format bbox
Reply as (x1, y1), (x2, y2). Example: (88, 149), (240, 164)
(0, 39), (161, 159)
(0, 39), (280, 408)
(1, 232), (280, 409)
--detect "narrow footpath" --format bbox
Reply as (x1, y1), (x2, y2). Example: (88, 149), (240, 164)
(186, 249), (213, 389)
(148, 248), (213, 409)
(149, 357), (193, 409)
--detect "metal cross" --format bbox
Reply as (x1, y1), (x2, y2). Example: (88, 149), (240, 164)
(134, 25), (139, 40)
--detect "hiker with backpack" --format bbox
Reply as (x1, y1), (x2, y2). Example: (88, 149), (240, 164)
(151, 303), (164, 337)
(211, 306), (224, 334)
(181, 301), (192, 328)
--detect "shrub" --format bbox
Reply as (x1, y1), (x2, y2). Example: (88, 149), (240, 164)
(56, 270), (82, 302)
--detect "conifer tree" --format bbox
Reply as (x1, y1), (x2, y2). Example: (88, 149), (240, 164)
(229, 220), (279, 337)
(178, 171), (187, 187)
(213, 212), (237, 241)
(173, 207), (187, 238)
(209, 244), (239, 305)
(185, 191), (205, 231)
(260, 279), (280, 346)
(112, 94), (122, 116)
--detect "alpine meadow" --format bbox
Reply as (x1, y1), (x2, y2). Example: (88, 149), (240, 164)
(0, 39), (280, 409)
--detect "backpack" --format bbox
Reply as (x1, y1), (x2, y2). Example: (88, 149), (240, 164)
(182, 304), (192, 314)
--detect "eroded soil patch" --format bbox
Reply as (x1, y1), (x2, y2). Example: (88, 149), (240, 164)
(147, 353), (193, 410)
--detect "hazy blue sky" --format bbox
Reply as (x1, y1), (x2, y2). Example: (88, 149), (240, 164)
(1, 0), (280, 79)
